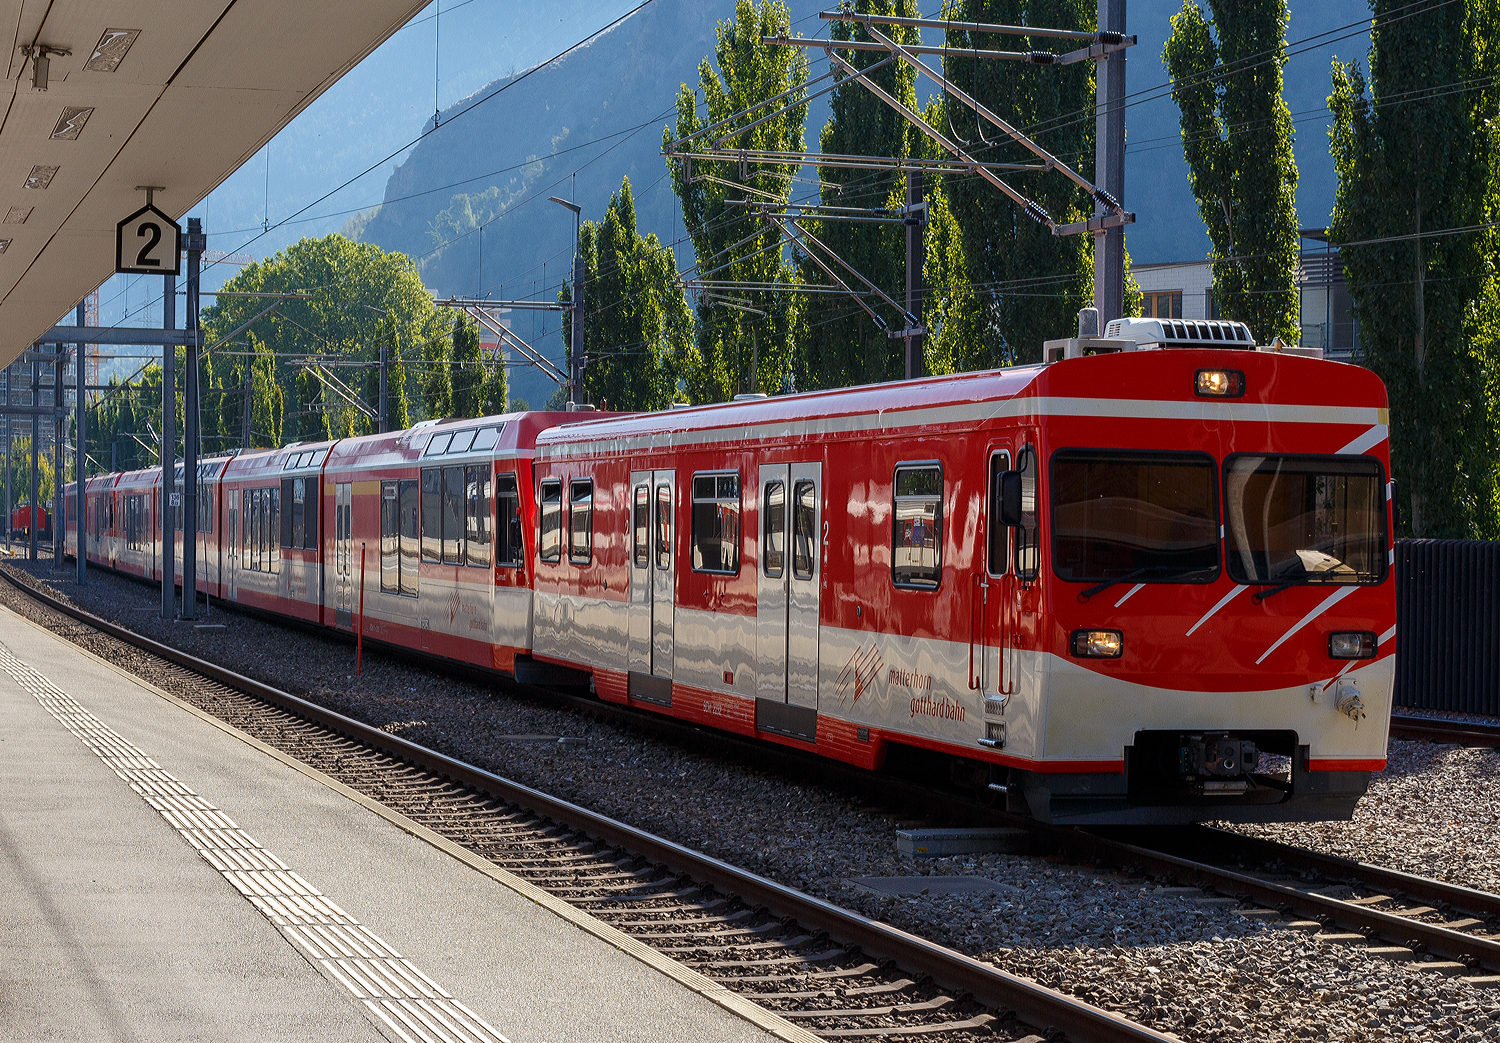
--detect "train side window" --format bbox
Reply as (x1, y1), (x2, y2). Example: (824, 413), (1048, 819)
(539, 479), (563, 563)
(633, 485), (650, 568)
(269, 487), (281, 572)
(245, 489), (255, 569)
(420, 468), (442, 563)
(381, 481), (399, 592)
(691, 472), (740, 574)
(398, 479), (419, 595)
(278, 478), (293, 548)
(655, 484), (672, 570)
(465, 465), (492, 568)
(303, 478), (317, 550)
(569, 479), (593, 565)
(762, 480), (785, 578)
(892, 464), (943, 589)
(443, 465), (465, 565)
(987, 451), (1012, 576)
(496, 472), (522, 567)
(792, 480), (816, 580)
(1016, 446), (1039, 580)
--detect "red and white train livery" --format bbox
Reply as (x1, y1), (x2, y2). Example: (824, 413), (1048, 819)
(67, 319), (1397, 823)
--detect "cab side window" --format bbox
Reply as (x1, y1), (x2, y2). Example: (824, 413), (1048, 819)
(892, 464), (943, 589)
(496, 473), (523, 567)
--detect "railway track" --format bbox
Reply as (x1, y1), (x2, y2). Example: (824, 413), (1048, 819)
(0, 566), (1174, 1043)
(1056, 826), (1500, 985)
(9, 561), (1500, 1016)
(1389, 714), (1500, 748)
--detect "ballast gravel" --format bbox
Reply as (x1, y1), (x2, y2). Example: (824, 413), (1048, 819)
(5, 557), (1500, 1043)
(1227, 737), (1500, 896)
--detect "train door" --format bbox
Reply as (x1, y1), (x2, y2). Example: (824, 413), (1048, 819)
(627, 470), (674, 703)
(333, 482), (353, 626)
(647, 471), (676, 699)
(627, 472), (654, 678)
(974, 448), (1014, 712)
(974, 436), (1039, 752)
(756, 462), (821, 742)
(227, 489), (239, 600)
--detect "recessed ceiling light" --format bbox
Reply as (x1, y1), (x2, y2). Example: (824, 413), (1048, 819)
(0, 239), (11, 254)
(51, 107), (93, 140)
(24, 166), (58, 190)
(84, 29), (139, 73)
(5, 207), (32, 224)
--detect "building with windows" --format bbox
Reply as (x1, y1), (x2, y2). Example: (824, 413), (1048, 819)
(1296, 230), (1358, 359)
(1128, 231), (1359, 360)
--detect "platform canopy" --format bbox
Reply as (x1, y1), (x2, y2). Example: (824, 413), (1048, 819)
(0, 0), (427, 365)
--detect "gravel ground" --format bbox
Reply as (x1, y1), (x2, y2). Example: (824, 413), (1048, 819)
(1230, 739), (1500, 896)
(5, 555), (1500, 1043)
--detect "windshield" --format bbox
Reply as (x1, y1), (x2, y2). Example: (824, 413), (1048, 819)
(1224, 455), (1385, 584)
(1051, 451), (1219, 583)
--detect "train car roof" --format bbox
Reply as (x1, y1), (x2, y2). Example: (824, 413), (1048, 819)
(320, 411), (620, 473)
(113, 467), (164, 490)
(534, 348), (1389, 458)
(533, 364), (1047, 457)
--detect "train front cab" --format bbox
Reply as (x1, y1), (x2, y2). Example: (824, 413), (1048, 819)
(984, 347), (1397, 824)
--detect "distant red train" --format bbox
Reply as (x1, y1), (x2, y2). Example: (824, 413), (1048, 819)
(65, 317), (1398, 824)
(11, 502), (48, 538)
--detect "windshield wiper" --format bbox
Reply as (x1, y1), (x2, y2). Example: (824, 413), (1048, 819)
(1078, 568), (1150, 602)
(1251, 576), (1308, 603)
(1077, 565), (1214, 603)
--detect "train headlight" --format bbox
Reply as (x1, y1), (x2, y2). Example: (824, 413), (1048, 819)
(1194, 369), (1245, 398)
(1071, 629), (1123, 658)
(1329, 631), (1376, 660)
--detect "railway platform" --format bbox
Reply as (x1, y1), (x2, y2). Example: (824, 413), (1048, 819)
(0, 601), (796, 1043)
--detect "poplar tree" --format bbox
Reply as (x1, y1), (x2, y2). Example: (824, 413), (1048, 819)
(450, 312), (486, 418)
(1329, 0), (1500, 536)
(667, 0), (807, 401)
(1163, 0), (1300, 342)
(563, 178), (696, 410)
(422, 329), (453, 420)
(795, 0), (923, 390)
(941, 0), (1097, 365)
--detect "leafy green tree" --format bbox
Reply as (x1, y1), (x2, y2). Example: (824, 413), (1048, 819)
(562, 178), (696, 410)
(922, 175), (985, 375)
(1329, 1), (1500, 536)
(795, 0), (923, 390)
(1163, 0), (1300, 343)
(422, 327), (454, 419)
(667, 0), (807, 401)
(202, 234), (450, 439)
(940, 0), (1096, 366)
(450, 312), (485, 418)
(5, 437), (55, 508)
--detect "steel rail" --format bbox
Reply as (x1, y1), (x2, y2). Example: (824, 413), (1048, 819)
(0, 567), (1175, 1043)
(1045, 828), (1500, 971)
(1389, 713), (1500, 748)
(1182, 825), (1500, 920)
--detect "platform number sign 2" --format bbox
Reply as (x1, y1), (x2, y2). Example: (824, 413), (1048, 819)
(115, 203), (181, 275)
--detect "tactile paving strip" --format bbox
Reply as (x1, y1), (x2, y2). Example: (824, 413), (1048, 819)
(0, 641), (510, 1043)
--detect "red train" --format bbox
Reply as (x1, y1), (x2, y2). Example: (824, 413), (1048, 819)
(66, 318), (1398, 823)
(10, 502), (48, 538)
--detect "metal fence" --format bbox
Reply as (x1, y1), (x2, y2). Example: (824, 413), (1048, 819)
(1394, 540), (1500, 713)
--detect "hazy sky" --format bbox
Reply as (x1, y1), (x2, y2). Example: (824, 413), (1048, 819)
(94, 0), (1371, 331)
